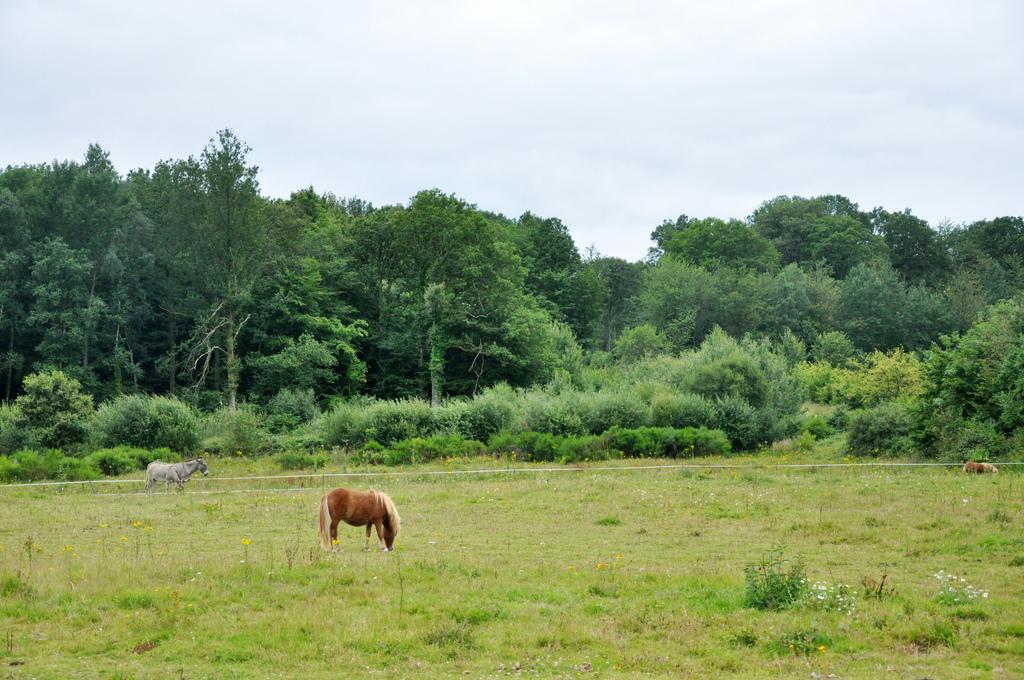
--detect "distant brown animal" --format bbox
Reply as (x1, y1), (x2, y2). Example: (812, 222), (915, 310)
(318, 487), (401, 551)
(963, 461), (999, 474)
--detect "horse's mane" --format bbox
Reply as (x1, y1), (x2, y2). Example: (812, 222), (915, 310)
(376, 490), (401, 534)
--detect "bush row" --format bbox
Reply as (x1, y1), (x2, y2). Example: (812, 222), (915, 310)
(321, 387), (783, 452)
(0, 446), (173, 483)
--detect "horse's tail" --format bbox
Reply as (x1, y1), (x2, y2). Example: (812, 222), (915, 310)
(378, 491), (401, 536)
(318, 494), (332, 550)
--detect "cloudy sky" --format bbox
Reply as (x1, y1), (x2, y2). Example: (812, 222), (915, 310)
(1, 1), (1021, 261)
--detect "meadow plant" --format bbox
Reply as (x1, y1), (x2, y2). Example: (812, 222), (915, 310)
(934, 571), (989, 605)
(743, 548), (808, 611)
(806, 581), (856, 613)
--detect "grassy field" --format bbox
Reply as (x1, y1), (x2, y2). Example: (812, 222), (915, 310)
(1, 449), (1022, 678)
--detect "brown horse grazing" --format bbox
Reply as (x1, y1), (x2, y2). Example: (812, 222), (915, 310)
(963, 461), (999, 474)
(318, 487), (401, 552)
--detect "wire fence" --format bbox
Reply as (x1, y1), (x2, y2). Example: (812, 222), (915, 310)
(1, 459), (1019, 497)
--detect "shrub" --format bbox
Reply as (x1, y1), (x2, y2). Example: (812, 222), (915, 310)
(799, 413), (832, 439)
(794, 361), (839, 403)
(9, 449), (50, 481)
(688, 355), (768, 408)
(519, 393), (586, 437)
(488, 431), (615, 463)
(93, 394), (152, 448)
(836, 349), (925, 408)
(454, 386), (518, 441)
(15, 370), (93, 450)
(266, 388), (321, 433)
(603, 426), (731, 459)
(384, 435), (485, 465)
(846, 402), (915, 457)
(811, 330), (858, 367)
(932, 418), (1004, 463)
(612, 324), (672, 363)
(744, 548), (808, 611)
(202, 406), (271, 455)
(713, 396), (762, 450)
(86, 448), (136, 476)
(276, 452), (328, 471)
(93, 395), (200, 453)
(2, 449), (101, 482)
(322, 401), (370, 448)
(650, 392), (716, 429)
(577, 391), (649, 434)
(0, 403), (32, 454)
(148, 397), (201, 452)
(363, 400), (438, 447)
(0, 456), (19, 482)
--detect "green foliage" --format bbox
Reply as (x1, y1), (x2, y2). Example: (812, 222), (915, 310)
(915, 298), (1024, 457)
(798, 413), (832, 439)
(321, 401), (370, 448)
(93, 395), (200, 453)
(650, 392), (716, 429)
(276, 452), (328, 471)
(712, 396), (762, 450)
(768, 629), (833, 656)
(363, 400), (438, 447)
(845, 402), (915, 457)
(575, 390), (650, 434)
(0, 449), (102, 482)
(663, 217), (781, 272)
(487, 431), (615, 463)
(15, 370), (93, 450)
(0, 403), (32, 454)
(85, 448), (137, 476)
(612, 324), (672, 363)
(743, 548), (808, 611)
(266, 388), (321, 433)
(811, 330), (858, 367)
(519, 393), (586, 437)
(451, 385), (517, 442)
(202, 406), (271, 455)
(384, 435), (485, 465)
(602, 426), (730, 458)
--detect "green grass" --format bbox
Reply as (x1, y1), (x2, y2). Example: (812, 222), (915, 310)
(0, 450), (1021, 677)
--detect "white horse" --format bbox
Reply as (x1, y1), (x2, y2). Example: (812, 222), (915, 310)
(145, 458), (209, 494)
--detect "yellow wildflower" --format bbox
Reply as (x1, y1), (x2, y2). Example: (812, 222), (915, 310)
(241, 537), (252, 546)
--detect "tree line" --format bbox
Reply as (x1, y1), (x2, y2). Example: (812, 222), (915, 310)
(2, 129), (1022, 410)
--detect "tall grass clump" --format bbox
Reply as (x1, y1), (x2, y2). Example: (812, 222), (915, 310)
(744, 548), (808, 611)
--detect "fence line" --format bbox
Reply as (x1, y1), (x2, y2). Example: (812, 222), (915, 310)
(1, 459), (1020, 493)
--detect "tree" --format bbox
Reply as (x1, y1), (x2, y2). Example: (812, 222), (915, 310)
(838, 261), (907, 351)
(189, 130), (266, 410)
(15, 369), (94, 449)
(612, 324), (672, 363)
(586, 256), (645, 350)
(0, 188), (30, 399)
(663, 217), (780, 272)
(750, 195), (885, 276)
(870, 208), (949, 285)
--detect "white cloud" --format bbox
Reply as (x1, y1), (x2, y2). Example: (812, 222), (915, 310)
(2, 0), (1021, 260)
